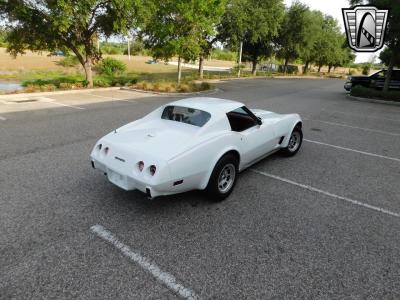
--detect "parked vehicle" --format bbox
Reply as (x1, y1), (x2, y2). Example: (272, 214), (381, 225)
(47, 50), (65, 57)
(344, 69), (400, 91)
(90, 97), (303, 200)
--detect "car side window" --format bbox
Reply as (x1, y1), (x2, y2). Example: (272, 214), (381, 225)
(226, 107), (257, 132)
(161, 106), (211, 127)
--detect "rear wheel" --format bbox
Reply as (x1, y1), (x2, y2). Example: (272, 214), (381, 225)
(280, 126), (303, 157)
(206, 154), (238, 201)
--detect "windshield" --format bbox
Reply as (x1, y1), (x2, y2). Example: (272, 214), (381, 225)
(161, 105), (211, 127)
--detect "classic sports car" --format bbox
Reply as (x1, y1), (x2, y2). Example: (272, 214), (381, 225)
(90, 97), (302, 200)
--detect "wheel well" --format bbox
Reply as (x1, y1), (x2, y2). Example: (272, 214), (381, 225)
(223, 150), (240, 165)
(295, 121), (302, 129)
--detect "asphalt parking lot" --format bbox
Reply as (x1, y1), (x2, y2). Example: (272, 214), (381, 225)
(1, 78), (400, 299)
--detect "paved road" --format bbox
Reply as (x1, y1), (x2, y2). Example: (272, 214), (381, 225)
(1, 79), (399, 299)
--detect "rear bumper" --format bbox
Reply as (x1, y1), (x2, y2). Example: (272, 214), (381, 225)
(91, 159), (173, 199)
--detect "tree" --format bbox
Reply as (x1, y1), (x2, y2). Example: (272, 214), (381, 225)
(218, 0), (285, 76)
(197, 0), (226, 79)
(312, 16), (342, 73)
(350, 0), (400, 92)
(276, 1), (313, 73)
(0, 0), (142, 87)
(379, 47), (400, 67)
(143, 0), (223, 83)
(299, 10), (324, 74)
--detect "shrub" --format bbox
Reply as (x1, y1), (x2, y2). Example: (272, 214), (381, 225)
(111, 76), (137, 86)
(96, 57), (126, 76)
(178, 84), (191, 93)
(57, 56), (80, 67)
(351, 86), (400, 102)
(59, 82), (73, 89)
(199, 82), (211, 91)
(93, 79), (111, 87)
(24, 84), (40, 93)
(40, 84), (56, 92)
(22, 76), (86, 89)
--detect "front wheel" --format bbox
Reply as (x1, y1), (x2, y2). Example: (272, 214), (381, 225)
(280, 126), (303, 157)
(205, 154), (238, 201)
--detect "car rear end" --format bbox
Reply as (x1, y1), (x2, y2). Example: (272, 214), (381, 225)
(90, 139), (174, 199)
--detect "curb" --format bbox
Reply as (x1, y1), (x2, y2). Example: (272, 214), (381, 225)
(0, 87), (121, 99)
(346, 94), (400, 106)
(120, 87), (221, 97)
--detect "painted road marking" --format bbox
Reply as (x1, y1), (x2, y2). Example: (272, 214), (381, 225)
(88, 93), (125, 100)
(250, 169), (400, 218)
(91, 225), (201, 300)
(305, 118), (400, 137)
(39, 97), (85, 110)
(304, 139), (400, 163)
(89, 93), (137, 103)
(0, 116), (6, 121)
(324, 110), (400, 123)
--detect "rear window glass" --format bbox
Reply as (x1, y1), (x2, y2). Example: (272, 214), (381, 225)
(161, 106), (211, 127)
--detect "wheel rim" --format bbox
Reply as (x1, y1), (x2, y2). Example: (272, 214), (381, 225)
(288, 131), (301, 152)
(218, 163), (236, 194)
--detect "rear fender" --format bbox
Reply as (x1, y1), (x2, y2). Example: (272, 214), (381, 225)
(199, 146), (241, 190)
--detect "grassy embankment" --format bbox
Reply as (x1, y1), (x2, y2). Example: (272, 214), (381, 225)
(0, 47), (355, 93)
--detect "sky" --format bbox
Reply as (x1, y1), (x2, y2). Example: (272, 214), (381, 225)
(284, 0), (380, 63)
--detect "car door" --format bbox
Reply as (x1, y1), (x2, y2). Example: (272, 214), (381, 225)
(226, 107), (277, 166)
(240, 122), (277, 165)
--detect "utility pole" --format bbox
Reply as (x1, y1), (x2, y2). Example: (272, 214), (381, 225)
(238, 41), (243, 78)
(127, 33), (133, 61)
(127, 37), (131, 61)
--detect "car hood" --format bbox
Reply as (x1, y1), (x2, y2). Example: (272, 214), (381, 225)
(350, 75), (370, 80)
(100, 119), (199, 161)
(250, 109), (282, 120)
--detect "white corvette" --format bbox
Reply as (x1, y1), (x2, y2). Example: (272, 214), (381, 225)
(90, 97), (302, 200)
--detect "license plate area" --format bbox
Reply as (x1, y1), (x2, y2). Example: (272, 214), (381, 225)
(107, 169), (130, 190)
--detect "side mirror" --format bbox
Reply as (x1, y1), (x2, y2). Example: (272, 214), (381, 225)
(257, 117), (263, 126)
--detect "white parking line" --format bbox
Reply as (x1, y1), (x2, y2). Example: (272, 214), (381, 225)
(0, 116), (6, 121)
(304, 139), (400, 163)
(324, 110), (400, 123)
(305, 118), (400, 137)
(39, 97), (85, 110)
(88, 93), (125, 100)
(91, 225), (201, 300)
(250, 169), (400, 218)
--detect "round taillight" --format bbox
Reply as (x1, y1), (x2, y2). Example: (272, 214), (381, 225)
(104, 147), (109, 155)
(149, 165), (156, 176)
(138, 161), (144, 172)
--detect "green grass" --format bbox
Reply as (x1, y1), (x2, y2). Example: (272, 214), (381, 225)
(350, 86), (400, 102)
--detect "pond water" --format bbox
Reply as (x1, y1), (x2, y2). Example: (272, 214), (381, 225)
(0, 80), (23, 93)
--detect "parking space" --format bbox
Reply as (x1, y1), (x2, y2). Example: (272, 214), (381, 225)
(1, 78), (399, 299)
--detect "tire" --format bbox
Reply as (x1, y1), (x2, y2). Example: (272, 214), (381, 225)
(206, 154), (239, 201)
(280, 125), (303, 157)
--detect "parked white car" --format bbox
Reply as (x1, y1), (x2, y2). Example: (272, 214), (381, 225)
(90, 97), (303, 200)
